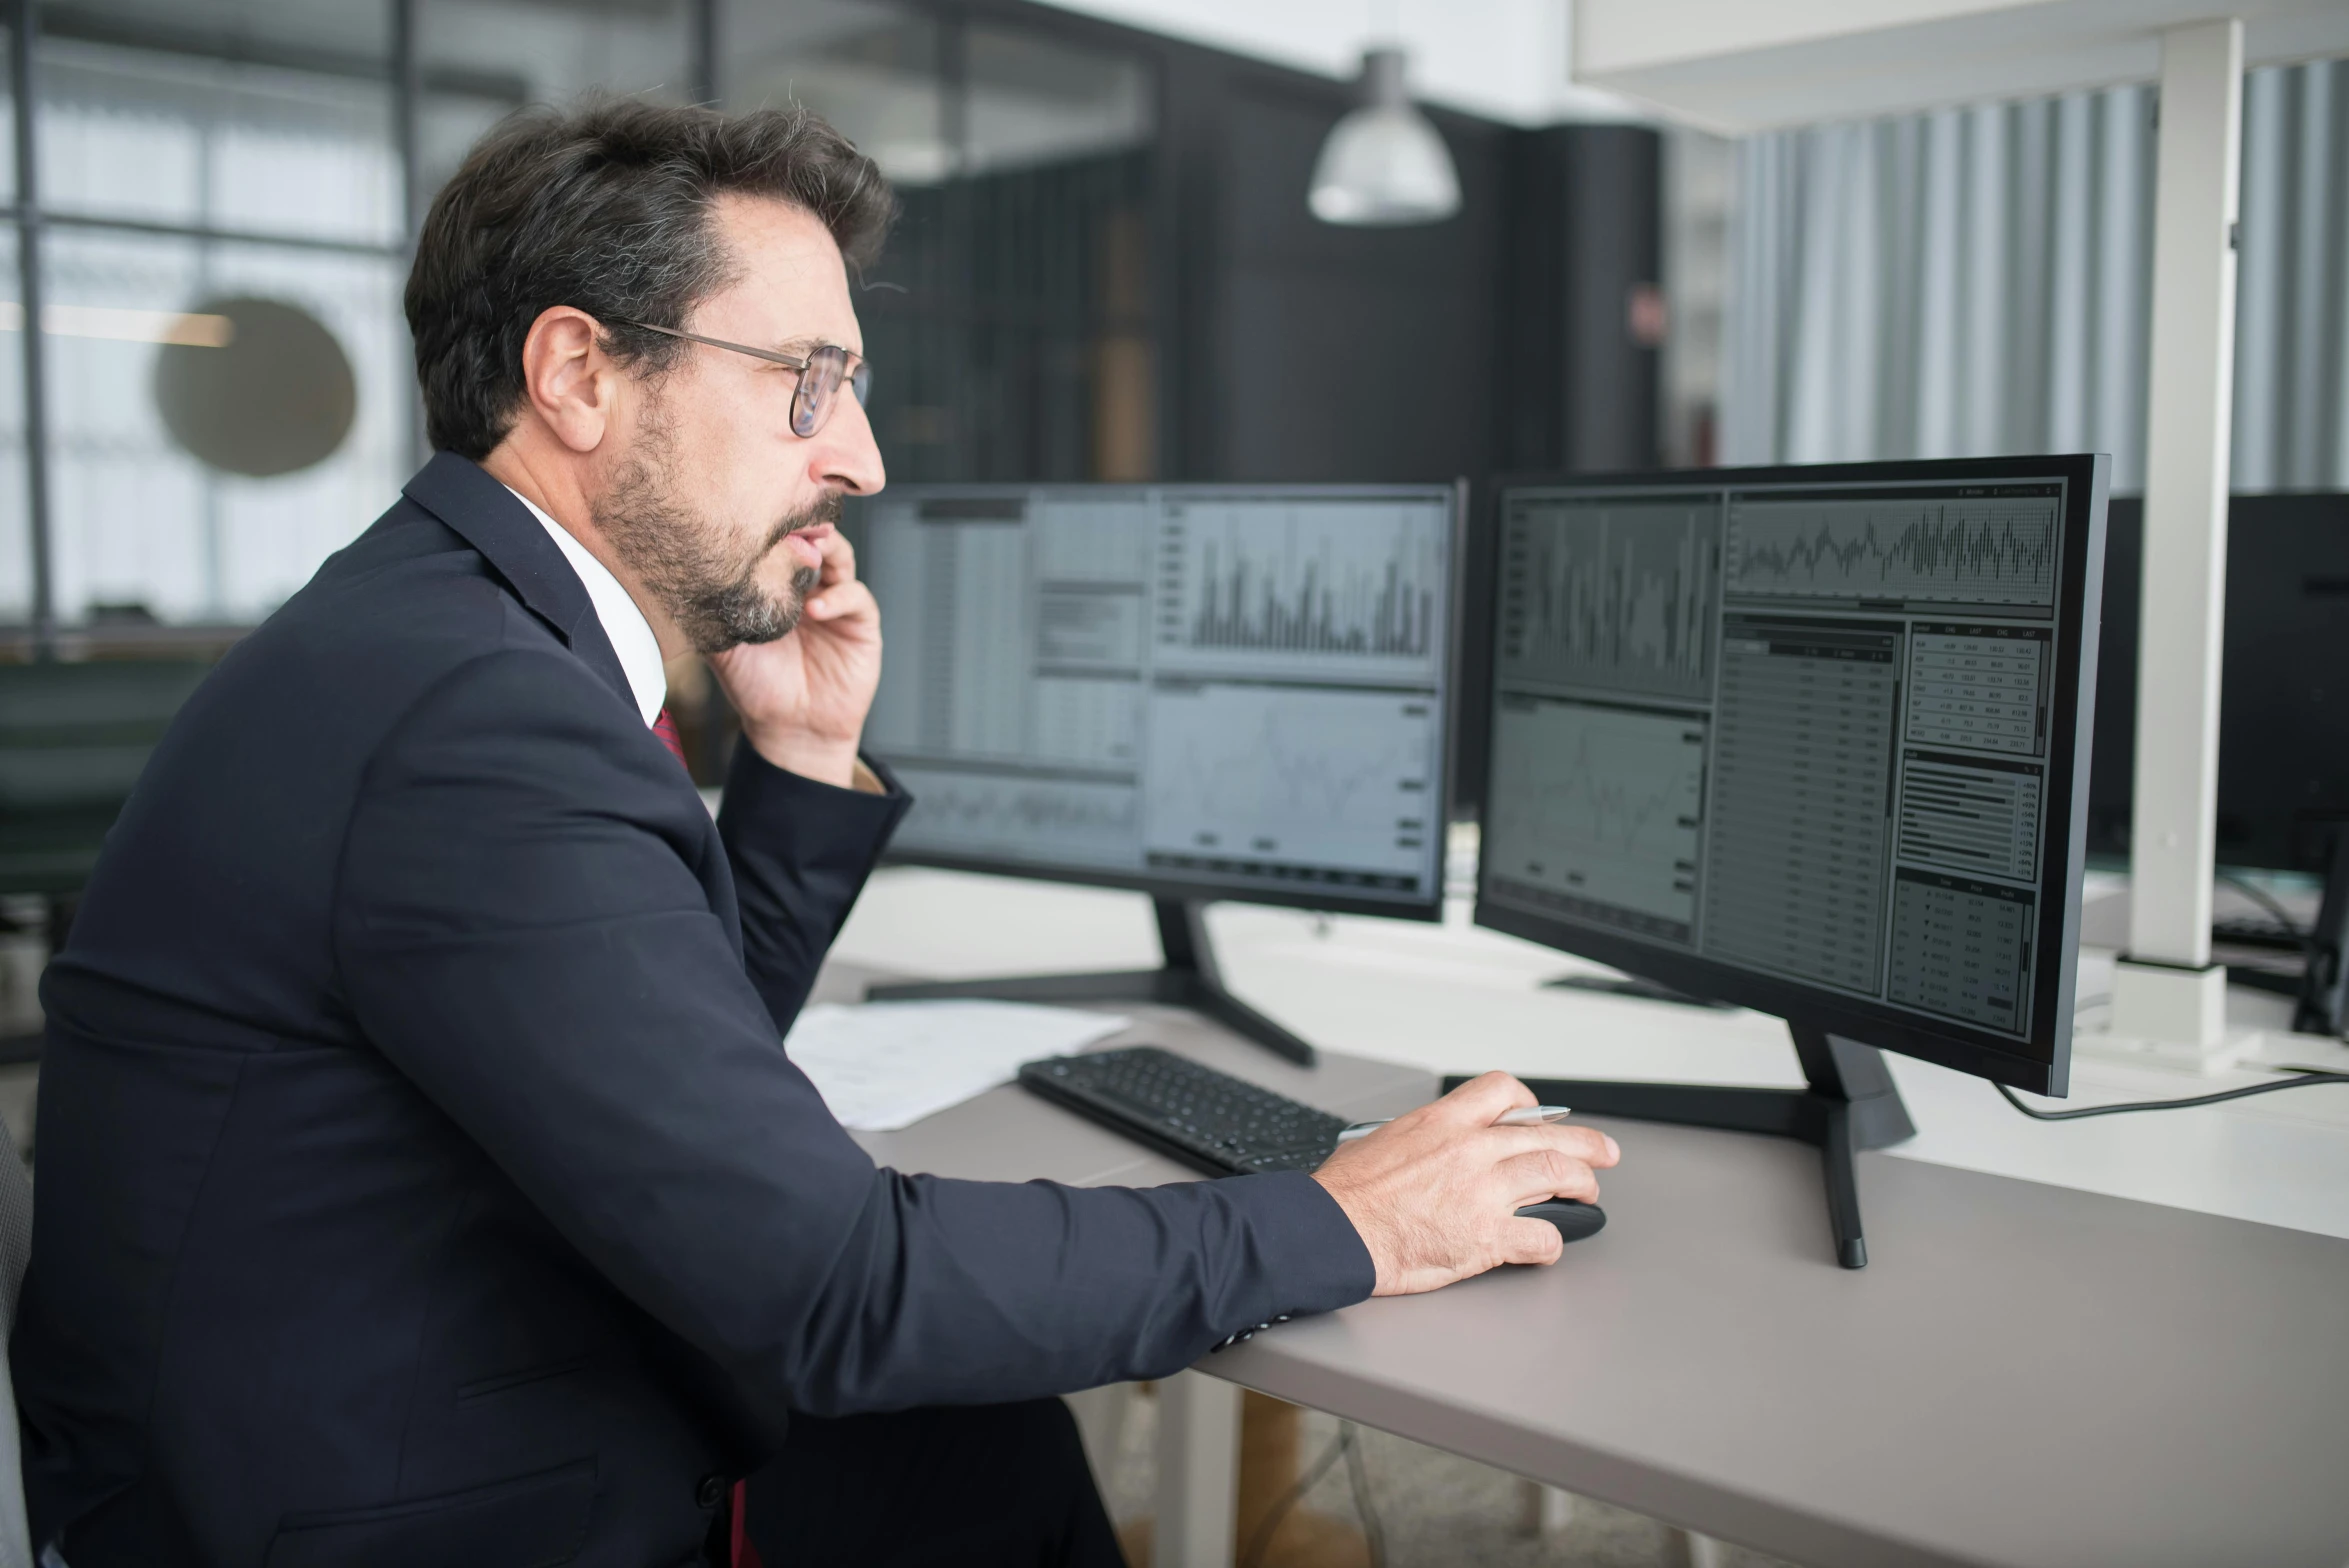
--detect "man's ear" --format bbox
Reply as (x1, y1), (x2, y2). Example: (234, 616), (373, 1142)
(517, 306), (619, 455)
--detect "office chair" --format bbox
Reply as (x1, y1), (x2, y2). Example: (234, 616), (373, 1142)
(0, 660), (210, 1063)
(0, 1112), (32, 1568)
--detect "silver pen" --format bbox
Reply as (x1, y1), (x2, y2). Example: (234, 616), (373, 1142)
(1336, 1105), (1573, 1143)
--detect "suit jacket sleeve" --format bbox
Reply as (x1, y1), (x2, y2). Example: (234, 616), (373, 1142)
(716, 741), (907, 1034)
(332, 647), (1374, 1416)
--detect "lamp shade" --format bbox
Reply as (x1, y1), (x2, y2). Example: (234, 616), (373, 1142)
(1308, 47), (1461, 226)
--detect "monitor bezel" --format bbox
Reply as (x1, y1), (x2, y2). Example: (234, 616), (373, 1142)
(851, 479), (1470, 925)
(1466, 454), (2108, 1096)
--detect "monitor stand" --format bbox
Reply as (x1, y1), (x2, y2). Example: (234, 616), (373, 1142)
(862, 896), (1317, 1066)
(1448, 1024), (1915, 1269)
(2293, 828), (2349, 1038)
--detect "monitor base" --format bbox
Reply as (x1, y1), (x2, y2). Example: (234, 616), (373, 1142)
(1541, 973), (1736, 1010)
(862, 897), (1317, 1067)
(1446, 1025), (1915, 1270)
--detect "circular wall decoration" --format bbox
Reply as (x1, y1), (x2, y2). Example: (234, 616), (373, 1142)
(152, 295), (357, 478)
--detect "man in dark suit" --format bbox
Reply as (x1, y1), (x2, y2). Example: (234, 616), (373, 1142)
(11, 100), (1618, 1567)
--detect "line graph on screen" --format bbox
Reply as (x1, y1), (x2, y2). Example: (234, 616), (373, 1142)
(1142, 684), (1436, 879)
(1484, 701), (1707, 932)
(893, 769), (1139, 867)
(1727, 496), (2057, 606)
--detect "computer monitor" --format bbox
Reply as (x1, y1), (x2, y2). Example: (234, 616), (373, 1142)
(845, 482), (1465, 1064)
(1464, 455), (2108, 1267)
(2086, 492), (2349, 1032)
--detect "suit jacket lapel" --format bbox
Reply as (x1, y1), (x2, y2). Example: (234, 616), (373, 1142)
(402, 452), (638, 715)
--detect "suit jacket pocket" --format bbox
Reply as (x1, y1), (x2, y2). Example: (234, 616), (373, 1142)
(263, 1458), (595, 1568)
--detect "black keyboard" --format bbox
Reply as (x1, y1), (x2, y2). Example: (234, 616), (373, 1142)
(1017, 1046), (1350, 1177)
(2213, 915), (2304, 953)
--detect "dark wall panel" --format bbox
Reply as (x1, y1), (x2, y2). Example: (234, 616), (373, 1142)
(1219, 269), (1492, 482)
(1179, 81), (1506, 485)
(1502, 124), (1663, 474)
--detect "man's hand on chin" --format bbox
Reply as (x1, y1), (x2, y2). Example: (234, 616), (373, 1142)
(707, 523), (881, 790)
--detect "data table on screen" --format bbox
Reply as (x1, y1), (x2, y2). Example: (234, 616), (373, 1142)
(1701, 620), (1901, 996)
(1480, 472), (2081, 1050)
(1904, 627), (2048, 755)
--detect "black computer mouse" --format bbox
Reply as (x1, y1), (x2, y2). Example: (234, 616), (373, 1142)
(1516, 1200), (1607, 1243)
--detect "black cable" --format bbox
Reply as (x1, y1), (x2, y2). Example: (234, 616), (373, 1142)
(2218, 872), (2308, 943)
(1238, 1429), (1348, 1568)
(1340, 1422), (1387, 1568)
(1995, 1068), (2349, 1120)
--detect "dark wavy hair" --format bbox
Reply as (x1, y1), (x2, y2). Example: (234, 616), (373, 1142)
(405, 97), (896, 459)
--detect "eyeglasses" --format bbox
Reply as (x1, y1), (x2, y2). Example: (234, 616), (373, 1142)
(621, 320), (872, 439)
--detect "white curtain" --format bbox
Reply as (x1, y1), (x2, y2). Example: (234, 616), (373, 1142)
(1723, 58), (2349, 493)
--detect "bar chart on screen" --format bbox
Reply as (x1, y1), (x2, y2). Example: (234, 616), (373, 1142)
(1154, 497), (1445, 684)
(1499, 495), (1720, 702)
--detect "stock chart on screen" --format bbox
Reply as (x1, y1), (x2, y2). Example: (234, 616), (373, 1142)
(1500, 493), (1718, 701)
(1724, 489), (2058, 608)
(858, 485), (1456, 909)
(1483, 476), (2073, 1043)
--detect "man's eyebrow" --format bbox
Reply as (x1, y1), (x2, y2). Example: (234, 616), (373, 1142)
(773, 333), (863, 359)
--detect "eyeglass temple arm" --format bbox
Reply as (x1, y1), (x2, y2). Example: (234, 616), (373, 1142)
(620, 319), (808, 371)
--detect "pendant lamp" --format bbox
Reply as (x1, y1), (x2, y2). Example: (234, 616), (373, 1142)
(1308, 46), (1461, 226)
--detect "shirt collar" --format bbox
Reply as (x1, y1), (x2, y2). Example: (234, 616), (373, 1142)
(503, 485), (668, 728)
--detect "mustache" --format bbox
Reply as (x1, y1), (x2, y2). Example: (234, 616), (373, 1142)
(760, 491), (845, 555)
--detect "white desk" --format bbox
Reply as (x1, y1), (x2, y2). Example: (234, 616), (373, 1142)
(829, 866), (2349, 1243)
(825, 864), (2349, 1565)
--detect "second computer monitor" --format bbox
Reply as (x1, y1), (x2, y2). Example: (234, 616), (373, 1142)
(1475, 456), (2107, 1095)
(854, 483), (1462, 919)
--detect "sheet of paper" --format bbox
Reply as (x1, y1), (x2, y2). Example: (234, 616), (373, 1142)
(784, 1000), (1130, 1131)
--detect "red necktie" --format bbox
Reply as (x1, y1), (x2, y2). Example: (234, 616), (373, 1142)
(653, 706), (689, 769)
(656, 705), (760, 1565)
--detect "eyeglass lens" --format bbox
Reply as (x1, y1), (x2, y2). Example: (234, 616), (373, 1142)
(792, 345), (871, 439)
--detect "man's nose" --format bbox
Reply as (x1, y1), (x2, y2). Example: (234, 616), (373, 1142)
(810, 387), (886, 497)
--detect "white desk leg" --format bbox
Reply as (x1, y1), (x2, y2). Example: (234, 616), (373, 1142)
(1062, 1383), (1136, 1487)
(1515, 1478), (1575, 1536)
(1677, 1527), (1730, 1568)
(1153, 1371), (1240, 1568)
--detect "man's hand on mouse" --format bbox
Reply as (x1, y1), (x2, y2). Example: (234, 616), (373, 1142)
(1310, 1071), (1621, 1296)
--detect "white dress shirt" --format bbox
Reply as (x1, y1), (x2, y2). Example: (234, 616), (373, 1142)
(504, 486), (667, 728)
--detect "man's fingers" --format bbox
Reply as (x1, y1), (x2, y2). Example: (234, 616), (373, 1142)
(805, 578), (877, 623)
(807, 522), (857, 584)
(1427, 1070), (1538, 1126)
(1496, 1146), (1601, 1206)
(1470, 1122), (1619, 1169)
(1500, 1215), (1567, 1267)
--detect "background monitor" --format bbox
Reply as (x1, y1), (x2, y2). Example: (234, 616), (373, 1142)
(845, 481), (1464, 1065)
(851, 482), (1463, 920)
(1473, 456), (2107, 1098)
(2087, 493), (2349, 876)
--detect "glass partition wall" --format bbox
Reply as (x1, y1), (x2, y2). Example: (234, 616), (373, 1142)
(0, 0), (1159, 654)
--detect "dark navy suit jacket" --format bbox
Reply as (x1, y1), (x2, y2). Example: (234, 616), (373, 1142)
(12, 454), (1374, 1567)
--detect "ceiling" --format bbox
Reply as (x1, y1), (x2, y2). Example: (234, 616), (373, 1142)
(1573, 0), (2349, 131)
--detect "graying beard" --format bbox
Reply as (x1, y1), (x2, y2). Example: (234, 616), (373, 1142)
(591, 406), (832, 654)
(680, 558), (820, 653)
